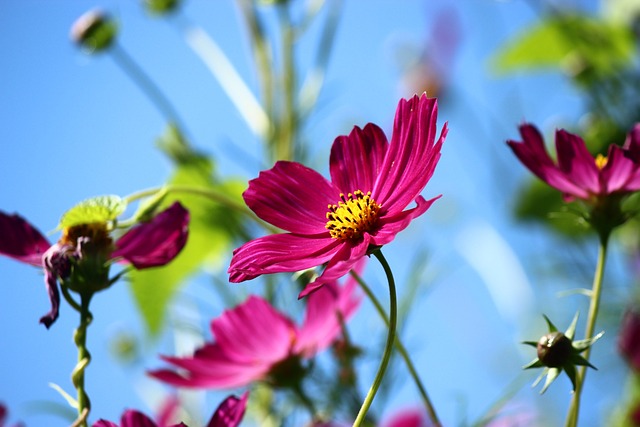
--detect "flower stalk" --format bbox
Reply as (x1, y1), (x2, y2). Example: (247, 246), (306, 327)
(353, 250), (397, 427)
(564, 231), (609, 427)
(350, 270), (441, 426)
(72, 292), (93, 427)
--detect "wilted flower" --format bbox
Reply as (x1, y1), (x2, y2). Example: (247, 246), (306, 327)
(92, 393), (247, 427)
(229, 94), (447, 297)
(523, 314), (603, 393)
(507, 123), (640, 203)
(150, 277), (361, 389)
(0, 200), (189, 328)
(619, 306), (640, 371)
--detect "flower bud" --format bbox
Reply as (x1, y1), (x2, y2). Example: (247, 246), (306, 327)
(619, 307), (640, 371)
(537, 331), (573, 368)
(144, 0), (181, 15)
(70, 9), (117, 53)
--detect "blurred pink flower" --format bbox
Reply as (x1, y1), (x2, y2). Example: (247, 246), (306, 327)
(507, 123), (640, 202)
(619, 306), (640, 371)
(0, 402), (24, 427)
(228, 94), (447, 297)
(380, 407), (432, 427)
(150, 277), (361, 389)
(0, 202), (189, 328)
(92, 393), (248, 427)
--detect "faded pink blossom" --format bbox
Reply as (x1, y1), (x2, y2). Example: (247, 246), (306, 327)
(0, 202), (189, 328)
(150, 277), (361, 389)
(229, 94), (447, 297)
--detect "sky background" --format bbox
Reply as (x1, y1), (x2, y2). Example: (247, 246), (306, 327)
(0, 0), (633, 426)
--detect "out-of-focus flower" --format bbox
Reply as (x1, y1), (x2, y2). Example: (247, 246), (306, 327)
(507, 123), (640, 203)
(92, 393), (248, 427)
(0, 402), (24, 427)
(0, 201), (189, 328)
(523, 314), (603, 394)
(229, 94), (447, 297)
(207, 392), (249, 427)
(143, 0), (181, 15)
(380, 407), (432, 427)
(619, 306), (640, 371)
(150, 277), (361, 389)
(70, 9), (117, 53)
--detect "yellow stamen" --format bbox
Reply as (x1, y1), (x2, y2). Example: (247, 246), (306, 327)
(326, 190), (381, 240)
(595, 154), (608, 170)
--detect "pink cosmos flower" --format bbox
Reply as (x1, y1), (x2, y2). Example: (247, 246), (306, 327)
(92, 392), (248, 427)
(507, 123), (640, 202)
(150, 277), (361, 389)
(0, 402), (24, 427)
(0, 202), (189, 328)
(228, 94), (447, 297)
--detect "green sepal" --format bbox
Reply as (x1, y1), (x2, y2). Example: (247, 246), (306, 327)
(543, 314), (559, 333)
(522, 341), (539, 348)
(523, 358), (544, 370)
(564, 312), (580, 341)
(564, 364), (577, 391)
(572, 330), (605, 352)
(540, 367), (561, 394)
(59, 195), (127, 229)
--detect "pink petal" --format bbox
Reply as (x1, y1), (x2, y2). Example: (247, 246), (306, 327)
(120, 410), (158, 427)
(207, 392), (249, 427)
(373, 94), (446, 215)
(244, 161), (338, 234)
(381, 407), (432, 427)
(507, 124), (589, 199)
(209, 296), (295, 365)
(0, 211), (50, 266)
(150, 296), (295, 389)
(601, 144), (637, 193)
(228, 233), (341, 283)
(623, 123), (640, 158)
(329, 123), (388, 194)
(156, 395), (180, 427)
(112, 202), (189, 269)
(554, 129), (599, 194)
(298, 236), (370, 298)
(294, 274), (362, 357)
(372, 196), (438, 247)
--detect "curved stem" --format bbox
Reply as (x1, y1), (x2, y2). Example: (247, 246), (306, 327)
(353, 250), (397, 427)
(292, 383), (318, 422)
(564, 233), (609, 427)
(110, 43), (189, 137)
(350, 270), (441, 427)
(72, 293), (93, 427)
(122, 185), (278, 233)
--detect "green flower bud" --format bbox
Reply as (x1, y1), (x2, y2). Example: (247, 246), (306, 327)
(144, 0), (181, 15)
(70, 9), (117, 53)
(537, 331), (573, 368)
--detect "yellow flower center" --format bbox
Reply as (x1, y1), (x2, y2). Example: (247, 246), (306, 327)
(60, 222), (112, 248)
(326, 190), (381, 240)
(595, 153), (608, 170)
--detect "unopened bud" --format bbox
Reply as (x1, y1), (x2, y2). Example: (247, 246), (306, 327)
(144, 0), (181, 15)
(537, 331), (573, 368)
(70, 9), (117, 53)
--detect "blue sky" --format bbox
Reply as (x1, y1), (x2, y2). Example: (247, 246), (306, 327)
(1, 1), (629, 426)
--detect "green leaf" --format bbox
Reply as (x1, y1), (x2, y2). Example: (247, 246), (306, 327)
(128, 161), (246, 336)
(59, 195), (127, 229)
(491, 15), (634, 76)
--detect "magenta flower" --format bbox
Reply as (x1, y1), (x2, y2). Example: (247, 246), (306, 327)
(92, 393), (248, 427)
(150, 276), (361, 389)
(619, 306), (640, 372)
(507, 123), (640, 202)
(229, 94), (447, 296)
(0, 202), (189, 328)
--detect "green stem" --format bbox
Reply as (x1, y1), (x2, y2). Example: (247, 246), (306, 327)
(353, 250), (397, 427)
(292, 383), (318, 422)
(110, 43), (189, 137)
(564, 233), (609, 427)
(350, 270), (441, 427)
(122, 185), (278, 233)
(72, 293), (93, 427)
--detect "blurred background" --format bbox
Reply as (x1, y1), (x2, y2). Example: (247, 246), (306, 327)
(1, 0), (639, 426)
